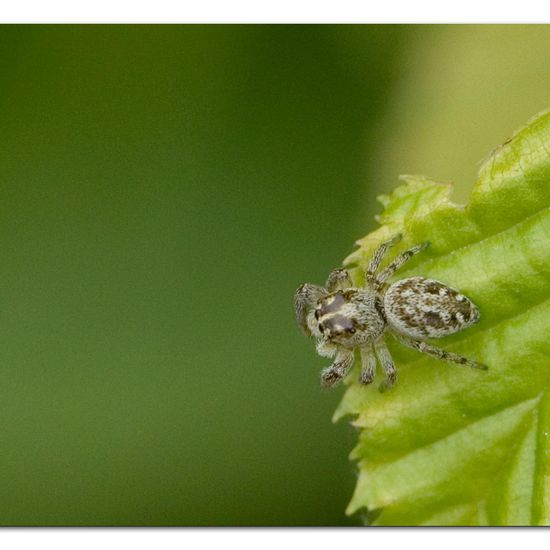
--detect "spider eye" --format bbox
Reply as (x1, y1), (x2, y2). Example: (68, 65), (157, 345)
(348, 327), (356, 334)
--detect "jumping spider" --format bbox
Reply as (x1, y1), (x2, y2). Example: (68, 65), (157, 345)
(294, 234), (487, 390)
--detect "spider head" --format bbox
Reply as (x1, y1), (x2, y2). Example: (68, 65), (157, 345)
(314, 289), (383, 349)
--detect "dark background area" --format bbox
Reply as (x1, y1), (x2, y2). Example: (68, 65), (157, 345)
(0, 25), (548, 525)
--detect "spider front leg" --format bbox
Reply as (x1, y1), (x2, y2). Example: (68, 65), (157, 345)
(320, 349), (355, 388)
(395, 333), (488, 371)
(294, 283), (326, 336)
(316, 338), (337, 358)
(374, 338), (398, 391)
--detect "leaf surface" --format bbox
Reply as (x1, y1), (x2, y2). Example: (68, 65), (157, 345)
(335, 110), (550, 526)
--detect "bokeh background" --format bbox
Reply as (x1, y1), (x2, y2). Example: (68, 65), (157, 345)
(0, 25), (549, 525)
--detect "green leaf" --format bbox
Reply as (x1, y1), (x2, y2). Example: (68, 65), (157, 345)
(335, 109), (550, 526)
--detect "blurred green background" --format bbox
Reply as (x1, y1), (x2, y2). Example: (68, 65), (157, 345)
(0, 25), (549, 525)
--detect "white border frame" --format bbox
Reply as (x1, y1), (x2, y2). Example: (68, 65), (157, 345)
(1, 0), (550, 23)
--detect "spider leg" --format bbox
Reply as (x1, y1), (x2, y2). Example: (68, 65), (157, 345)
(374, 241), (430, 289)
(325, 268), (353, 292)
(359, 346), (377, 385)
(365, 233), (402, 288)
(316, 338), (337, 358)
(394, 333), (488, 370)
(294, 283), (326, 336)
(374, 338), (397, 391)
(320, 349), (355, 388)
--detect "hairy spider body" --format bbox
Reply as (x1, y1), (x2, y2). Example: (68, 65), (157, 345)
(294, 234), (487, 390)
(384, 276), (480, 339)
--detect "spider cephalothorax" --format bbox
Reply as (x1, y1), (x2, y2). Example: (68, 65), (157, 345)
(294, 234), (487, 390)
(314, 289), (383, 348)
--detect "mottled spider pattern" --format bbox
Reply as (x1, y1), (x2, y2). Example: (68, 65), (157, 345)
(294, 234), (487, 390)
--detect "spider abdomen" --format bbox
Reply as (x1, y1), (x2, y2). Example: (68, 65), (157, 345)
(383, 276), (480, 340)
